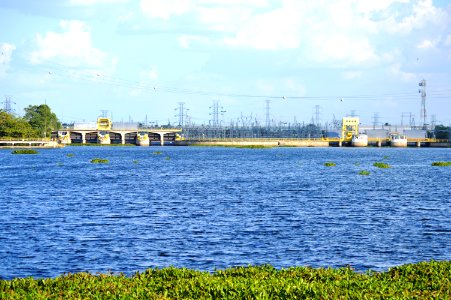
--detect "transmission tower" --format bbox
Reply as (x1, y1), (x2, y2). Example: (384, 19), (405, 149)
(209, 101), (224, 127)
(314, 105), (321, 127)
(175, 102), (188, 127)
(2, 95), (15, 113)
(419, 79), (427, 129)
(265, 100), (271, 129)
(372, 112), (380, 129)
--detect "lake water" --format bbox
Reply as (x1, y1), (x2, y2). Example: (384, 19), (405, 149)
(0, 146), (450, 279)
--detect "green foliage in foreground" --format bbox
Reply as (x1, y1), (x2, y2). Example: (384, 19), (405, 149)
(324, 161), (336, 167)
(90, 158), (109, 164)
(432, 161), (451, 166)
(0, 261), (449, 299)
(11, 149), (38, 154)
(373, 162), (391, 168)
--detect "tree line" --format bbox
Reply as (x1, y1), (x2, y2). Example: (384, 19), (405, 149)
(0, 104), (61, 139)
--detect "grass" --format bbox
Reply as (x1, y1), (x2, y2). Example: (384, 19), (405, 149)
(324, 162), (336, 167)
(359, 170), (370, 176)
(373, 162), (391, 168)
(90, 158), (109, 164)
(11, 149), (38, 154)
(0, 261), (449, 299)
(431, 161), (451, 166)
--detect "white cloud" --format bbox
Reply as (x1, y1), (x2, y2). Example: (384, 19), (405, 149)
(138, 0), (449, 69)
(0, 43), (16, 77)
(342, 71), (363, 80)
(390, 63), (417, 82)
(445, 35), (451, 46)
(140, 0), (192, 20)
(30, 20), (116, 71)
(417, 39), (436, 49)
(70, 0), (129, 5)
(140, 67), (158, 81)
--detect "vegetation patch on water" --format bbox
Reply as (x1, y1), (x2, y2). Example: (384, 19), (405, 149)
(90, 158), (109, 164)
(431, 161), (451, 166)
(66, 153), (74, 157)
(373, 162), (391, 168)
(11, 149), (38, 154)
(324, 162), (336, 167)
(359, 170), (370, 176)
(152, 151), (162, 155)
(0, 261), (449, 299)
(234, 145), (272, 149)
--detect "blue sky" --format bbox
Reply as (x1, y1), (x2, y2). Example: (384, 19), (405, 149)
(1, 0), (450, 127)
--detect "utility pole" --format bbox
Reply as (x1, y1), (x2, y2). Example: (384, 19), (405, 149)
(265, 99), (270, 129)
(419, 79), (427, 129)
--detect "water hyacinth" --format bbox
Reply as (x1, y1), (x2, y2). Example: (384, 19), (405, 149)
(90, 158), (109, 164)
(0, 261), (449, 299)
(373, 162), (390, 168)
(431, 161), (451, 166)
(11, 149), (38, 154)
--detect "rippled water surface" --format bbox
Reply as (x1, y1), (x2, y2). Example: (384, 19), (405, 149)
(0, 146), (450, 279)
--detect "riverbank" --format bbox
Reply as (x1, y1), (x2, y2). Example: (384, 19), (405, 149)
(1, 261), (449, 299)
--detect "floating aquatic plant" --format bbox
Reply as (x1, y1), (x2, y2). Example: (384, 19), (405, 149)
(11, 149), (38, 154)
(0, 261), (449, 299)
(66, 153), (74, 157)
(152, 151), (162, 155)
(133, 160), (139, 164)
(90, 158), (109, 164)
(373, 162), (390, 168)
(431, 161), (451, 166)
(324, 162), (336, 167)
(359, 170), (370, 176)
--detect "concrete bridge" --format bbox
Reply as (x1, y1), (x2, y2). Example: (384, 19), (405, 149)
(0, 139), (60, 148)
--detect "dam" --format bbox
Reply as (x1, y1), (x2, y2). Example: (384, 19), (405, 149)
(52, 117), (449, 147)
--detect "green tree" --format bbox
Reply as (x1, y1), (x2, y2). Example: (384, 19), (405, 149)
(434, 125), (449, 139)
(0, 111), (35, 138)
(23, 104), (61, 138)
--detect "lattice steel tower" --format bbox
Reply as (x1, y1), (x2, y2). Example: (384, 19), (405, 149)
(419, 79), (427, 129)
